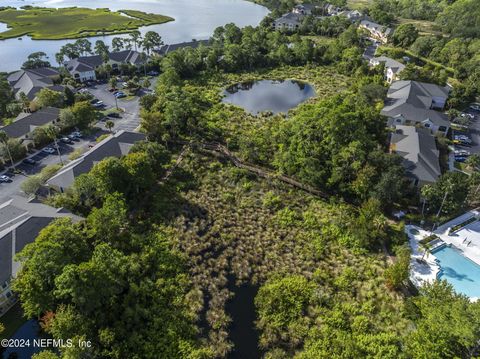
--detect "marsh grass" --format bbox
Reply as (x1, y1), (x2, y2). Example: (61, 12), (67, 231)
(0, 7), (173, 40)
(158, 152), (408, 356)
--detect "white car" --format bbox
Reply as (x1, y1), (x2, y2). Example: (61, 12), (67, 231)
(454, 149), (470, 156)
(42, 147), (56, 154)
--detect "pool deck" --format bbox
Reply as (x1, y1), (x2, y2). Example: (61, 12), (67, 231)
(406, 225), (441, 288)
(434, 209), (480, 266)
(406, 209), (480, 302)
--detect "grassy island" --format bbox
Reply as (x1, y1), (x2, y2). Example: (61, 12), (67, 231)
(0, 6), (174, 40)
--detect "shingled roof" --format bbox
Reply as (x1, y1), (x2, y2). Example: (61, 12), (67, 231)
(0, 196), (82, 286)
(390, 125), (441, 184)
(47, 130), (145, 190)
(7, 68), (63, 100)
(0, 107), (60, 139)
(381, 80), (450, 127)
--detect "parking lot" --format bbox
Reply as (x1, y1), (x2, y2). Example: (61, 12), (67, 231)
(85, 77), (157, 133)
(0, 132), (101, 202)
(451, 106), (480, 165)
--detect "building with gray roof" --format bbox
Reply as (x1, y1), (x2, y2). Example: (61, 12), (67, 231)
(7, 67), (64, 101)
(47, 130), (146, 192)
(381, 80), (450, 135)
(0, 107), (60, 144)
(370, 56), (406, 83)
(359, 20), (392, 43)
(0, 196), (82, 316)
(154, 40), (210, 56)
(390, 125), (441, 186)
(273, 13), (303, 31)
(66, 50), (148, 83)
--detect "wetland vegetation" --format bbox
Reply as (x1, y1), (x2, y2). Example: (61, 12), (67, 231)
(0, 6), (173, 40)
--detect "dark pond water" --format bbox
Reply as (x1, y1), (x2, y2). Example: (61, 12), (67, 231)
(0, 0), (269, 72)
(222, 80), (316, 115)
(226, 279), (260, 359)
(2, 320), (45, 359)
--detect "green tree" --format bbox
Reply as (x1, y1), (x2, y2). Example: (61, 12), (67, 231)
(22, 52), (51, 69)
(112, 37), (125, 52)
(129, 31), (142, 51)
(0, 130), (15, 169)
(142, 31), (163, 55)
(105, 120), (114, 133)
(392, 24), (419, 48)
(406, 281), (480, 358)
(35, 88), (65, 108)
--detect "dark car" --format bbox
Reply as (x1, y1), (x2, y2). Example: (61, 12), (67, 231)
(0, 175), (12, 183)
(68, 134), (80, 142)
(22, 158), (36, 165)
(107, 112), (121, 118)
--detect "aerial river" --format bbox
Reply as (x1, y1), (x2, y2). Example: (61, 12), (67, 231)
(0, 0), (269, 72)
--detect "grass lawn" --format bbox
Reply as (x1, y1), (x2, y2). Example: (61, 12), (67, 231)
(397, 18), (443, 36)
(0, 302), (27, 340)
(347, 0), (372, 10)
(0, 7), (174, 40)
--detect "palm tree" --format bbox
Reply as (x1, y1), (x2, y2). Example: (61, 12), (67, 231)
(129, 31), (142, 51)
(420, 241), (431, 261)
(45, 125), (64, 165)
(19, 92), (30, 113)
(105, 120), (114, 133)
(466, 154), (480, 171)
(0, 130), (15, 169)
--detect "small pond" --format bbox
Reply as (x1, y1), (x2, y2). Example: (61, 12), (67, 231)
(222, 80), (315, 115)
(0, 22), (7, 33)
(2, 320), (45, 359)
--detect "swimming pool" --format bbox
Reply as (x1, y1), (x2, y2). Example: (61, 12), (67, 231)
(432, 245), (480, 299)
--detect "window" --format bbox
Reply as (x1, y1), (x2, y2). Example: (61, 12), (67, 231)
(396, 118), (402, 123)
(424, 123), (431, 128)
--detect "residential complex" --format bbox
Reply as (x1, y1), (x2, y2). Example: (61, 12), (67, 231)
(7, 67), (64, 100)
(47, 131), (146, 192)
(0, 196), (82, 315)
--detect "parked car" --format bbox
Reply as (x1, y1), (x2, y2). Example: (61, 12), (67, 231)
(454, 135), (472, 143)
(455, 156), (468, 163)
(42, 147), (56, 154)
(70, 131), (83, 138)
(0, 175), (12, 183)
(68, 134), (80, 142)
(22, 158), (36, 165)
(122, 82), (129, 88)
(470, 104), (480, 111)
(107, 112), (121, 118)
(115, 92), (126, 99)
(60, 137), (74, 144)
(454, 149), (470, 156)
(147, 70), (159, 76)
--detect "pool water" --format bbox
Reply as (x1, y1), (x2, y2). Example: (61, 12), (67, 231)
(432, 245), (480, 299)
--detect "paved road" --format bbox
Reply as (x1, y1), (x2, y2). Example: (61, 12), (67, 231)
(363, 39), (378, 60)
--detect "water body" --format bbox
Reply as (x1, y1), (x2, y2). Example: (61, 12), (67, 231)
(0, 0), (269, 72)
(2, 320), (45, 359)
(226, 278), (261, 359)
(223, 79), (316, 115)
